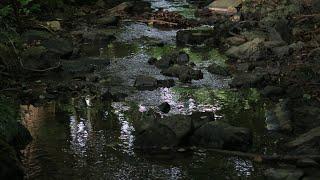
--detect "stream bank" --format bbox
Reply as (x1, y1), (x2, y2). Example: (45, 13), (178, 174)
(0, 0), (320, 179)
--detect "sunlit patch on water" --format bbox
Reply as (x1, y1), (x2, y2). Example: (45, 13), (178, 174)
(112, 102), (135, 155)
(161, 167), (183, 180)
(229, 157), (254, 177)
(69, 116), (90, 156)
(116, 112), (135, 156)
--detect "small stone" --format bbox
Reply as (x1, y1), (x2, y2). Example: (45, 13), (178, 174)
(177, 148), (186, 152)
(46, 21), (61, 31)
(39, 95), (45, 100)
(161, 146), (170, 151)
(158, 102), (171, 113)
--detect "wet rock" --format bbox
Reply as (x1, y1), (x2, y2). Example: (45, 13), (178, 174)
(134, 75), (158, 91)
(292, 106), (320, 132)
(225, 36), (247, 46)
(261, 86), (284, 97)
(296, 158), (320, 168)
(264, 168), (304, 180)
(161, 65), (203, 83)
(147, 57), (157, 65)
(230, 72), (265, 88)
(42, 38), (74, 59)
(225, 38), (266, 61)
(135, 124), (178, 148)
(135, 113), (192, 148)
(21, 30), (52, 43)
(308, 48), (320, 63)
(96, 16), (120, 27)
(207, 63), (230, 76)
(157, 79), (175, 88)
(179, 72), (192, 83)
(274, 18), (293, 43)
(189, 111), (214, 129)
(107, 2), (133, 16)
(93, 33), (116, 48)
(155, 54), (175, 69)
(265, 99), (292, 132)
(235, 62), (255, 72)
(158, 102), (171, 113)
(101, 90), (128, 102)
(176, 52), (189, 65)
(134, 75), (175, 91)
(286, 126), (320, 155)
(191, 121), (252, 151)
(160, 115), (192, 140)
(176, 27), (217, 46)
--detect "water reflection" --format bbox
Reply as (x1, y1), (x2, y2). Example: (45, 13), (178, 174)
(112, 102), (135, 156)
(69, 116), (90, 156)
(229, 157), (254, 177)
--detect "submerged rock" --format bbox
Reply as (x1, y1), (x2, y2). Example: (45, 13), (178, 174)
(190, 121), (252, 151)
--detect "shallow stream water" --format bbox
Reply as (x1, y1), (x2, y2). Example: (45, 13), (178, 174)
(21, 1), (278, 179)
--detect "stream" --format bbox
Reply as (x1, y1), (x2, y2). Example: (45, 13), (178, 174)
(21, 0), (277, 179)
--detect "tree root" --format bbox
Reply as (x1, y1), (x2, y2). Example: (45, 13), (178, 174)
(206, 148), (320, 163)
(6, 35), (62, 73)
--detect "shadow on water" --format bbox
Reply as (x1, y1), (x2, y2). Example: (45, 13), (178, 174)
(21, 87), (274, 179)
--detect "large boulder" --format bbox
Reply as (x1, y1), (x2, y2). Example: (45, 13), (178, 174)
(134, 113), (192, 148)
(225, 38), (266, 61)
(190, 121), (252, 151)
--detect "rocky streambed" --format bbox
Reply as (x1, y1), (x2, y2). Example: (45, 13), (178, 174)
(1, 0), (320, 179)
